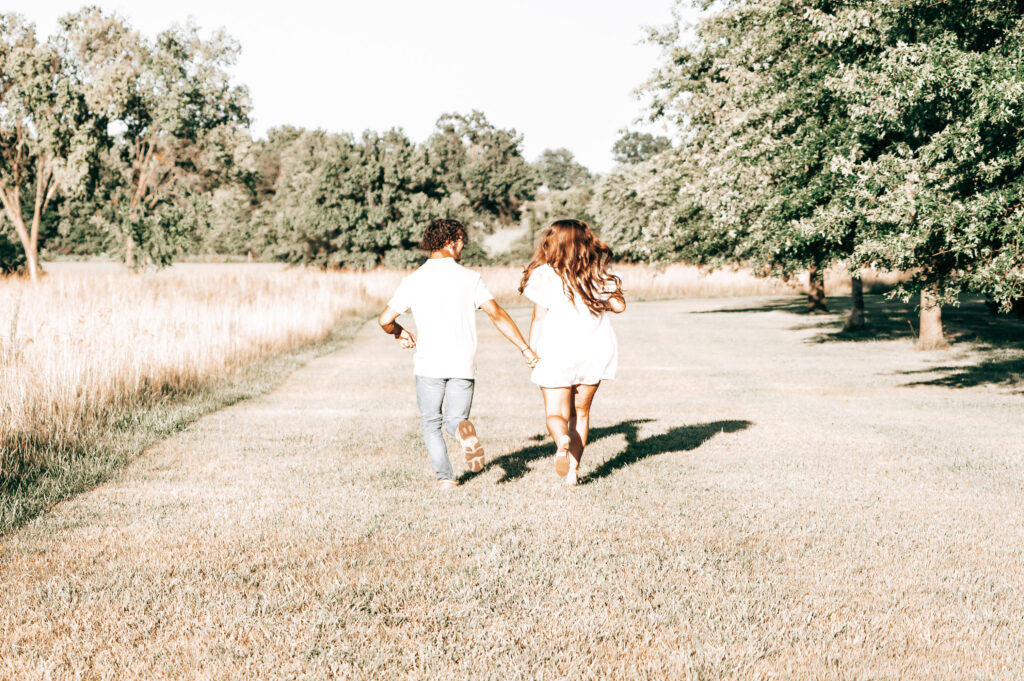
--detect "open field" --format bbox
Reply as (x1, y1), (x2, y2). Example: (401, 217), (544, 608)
(1, 261), (894, 534)
(0, 265), (391, 529)
(1, 295), (1022, 679)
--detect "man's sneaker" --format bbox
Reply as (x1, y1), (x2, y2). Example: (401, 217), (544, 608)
(554, 435), (571, 477)
(437, 479), (459, 490)
(457, 420), (485, 472)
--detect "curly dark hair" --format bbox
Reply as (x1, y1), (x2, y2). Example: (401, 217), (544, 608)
(420, 218), (467, 252)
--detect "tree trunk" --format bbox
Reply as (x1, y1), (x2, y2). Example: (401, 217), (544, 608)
(24, 244), (39, 282)
(918, 288), (946, 350)
(10, 217), (38, 283)
(845, 274), (865, 330)
(125, 236), (136, 269)
(0, 188), (39, 282)
(806, 264), (828, 312)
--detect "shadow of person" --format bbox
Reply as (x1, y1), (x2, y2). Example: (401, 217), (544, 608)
(458, 418), (752, 485)
(458, 419), (653, 484)
(581, 419), (752, 485)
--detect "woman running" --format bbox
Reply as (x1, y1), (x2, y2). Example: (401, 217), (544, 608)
(519, 219), (626, 486)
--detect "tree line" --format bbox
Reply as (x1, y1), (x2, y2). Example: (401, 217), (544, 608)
(6, 3), (1021, 348)
(0, 9), (594, 277)
(0, 6), (687, 281)
(594, 0), (1024, 347)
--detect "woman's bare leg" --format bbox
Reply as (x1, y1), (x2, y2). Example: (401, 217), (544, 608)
(568, 383), (600, 465)
(541, 387), (572, 442)
(541, 387), (573, 476)
(567, 391), (581, 462)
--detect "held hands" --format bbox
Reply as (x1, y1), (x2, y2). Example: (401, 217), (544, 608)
(521, 346), (539, 368)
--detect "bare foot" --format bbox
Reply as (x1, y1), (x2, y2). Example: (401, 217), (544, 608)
(554, 435), (571, 477)
(565, 455), (579, 486)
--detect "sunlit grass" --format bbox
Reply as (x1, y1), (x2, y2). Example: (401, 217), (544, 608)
(1, 296), (1021, 679)
(0, 261), (893, 522)
(0, 265), (398, 489)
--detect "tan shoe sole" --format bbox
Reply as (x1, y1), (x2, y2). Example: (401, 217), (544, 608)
(457, 420), (485, 472)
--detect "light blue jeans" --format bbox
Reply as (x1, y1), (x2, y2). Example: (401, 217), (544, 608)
(415, 376), (475, 481)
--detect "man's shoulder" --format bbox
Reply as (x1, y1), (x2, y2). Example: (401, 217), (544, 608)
(407, 260), (482, 289)
(402, 261), (434, 280)
(449, 261), (484, 281)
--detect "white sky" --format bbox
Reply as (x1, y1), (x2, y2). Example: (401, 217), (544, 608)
(9, 0), (692, 173)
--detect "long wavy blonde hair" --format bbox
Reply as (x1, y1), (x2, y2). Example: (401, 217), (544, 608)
(518, 219), (622, 316)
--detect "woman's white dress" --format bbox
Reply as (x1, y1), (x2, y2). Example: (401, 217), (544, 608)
(522, 264), (619, 388)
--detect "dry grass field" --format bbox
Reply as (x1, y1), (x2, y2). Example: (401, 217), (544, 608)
(0, 263), (403, 531)
(2, 289), (1022, 679)
(1, 261), (879, 534)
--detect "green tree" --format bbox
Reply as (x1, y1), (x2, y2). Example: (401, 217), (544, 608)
(535, 148), (590, 191)
(428, 111), (539, 228)
(826, 3), (1024, 346)
(645, 1), (862, 316)
(590, 149), (710, 263)
(0, 227), (26, 273)
(611, 130), (671, 165)
(257, 128), (472, 268)
(646, 1), (1024, 343)
(0, 14), (97, 281)
(211, 126), (305, 259)
(61, 8), (250, 267)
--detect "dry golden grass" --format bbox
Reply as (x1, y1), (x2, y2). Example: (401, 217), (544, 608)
(0, 260), (904, 537)
(1, 296), (1022, 679)
(2, 261), (864, 492)
(0, 264), (401, 489)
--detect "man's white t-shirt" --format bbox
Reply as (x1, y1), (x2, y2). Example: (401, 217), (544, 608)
(387, 258), (494, 379)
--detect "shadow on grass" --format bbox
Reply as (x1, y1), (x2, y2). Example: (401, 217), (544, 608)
(692, 298), (811, 316)
(899, 355), (1024, 391)
(701, 296), (1023, 345)
(697, 296), (920, 341)
(459, 418), (753, 485)
(699, 296), (1024, 391)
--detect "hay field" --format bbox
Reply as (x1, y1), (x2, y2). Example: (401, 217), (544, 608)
(0, 265), (390, 488)
(1, 295), (1022, 679)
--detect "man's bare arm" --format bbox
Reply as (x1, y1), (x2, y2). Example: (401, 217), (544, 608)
(378, 307), (416, 348)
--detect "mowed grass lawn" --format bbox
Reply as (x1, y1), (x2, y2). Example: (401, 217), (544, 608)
(2, 296), (1023, 680)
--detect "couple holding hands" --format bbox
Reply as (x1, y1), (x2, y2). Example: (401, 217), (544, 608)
(378, 218), (626, 488)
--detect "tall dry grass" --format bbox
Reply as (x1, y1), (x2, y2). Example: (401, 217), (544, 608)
(0, 261), (888, 493)
(0, 265), (400, 487)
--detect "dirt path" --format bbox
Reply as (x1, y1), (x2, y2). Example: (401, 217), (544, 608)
(2, 299), (1023, 680)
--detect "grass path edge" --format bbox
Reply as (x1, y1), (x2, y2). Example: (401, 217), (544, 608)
(0, 315), (370, 537)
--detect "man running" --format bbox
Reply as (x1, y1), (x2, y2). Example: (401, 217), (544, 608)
(378, 219), (538, 489)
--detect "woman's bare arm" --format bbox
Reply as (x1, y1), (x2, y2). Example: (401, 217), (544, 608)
(480, 300), (538, 367)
